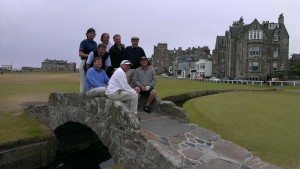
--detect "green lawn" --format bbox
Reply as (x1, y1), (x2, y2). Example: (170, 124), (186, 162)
(0, 72), (79, 143)
(155, 77), (272, 98)
(184, 91), (300, 169)
(0, 73), (299, 168)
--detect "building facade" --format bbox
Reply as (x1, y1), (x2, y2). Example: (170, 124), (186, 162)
(152, 43), (210, 77)
(212, 14), (289, 80)
(195, 59), (212, 77)
(41, 59), (76, 72)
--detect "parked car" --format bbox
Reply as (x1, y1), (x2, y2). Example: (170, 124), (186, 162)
(221, 77), (229, 83)
(209, 77), (221, 82)
(193, 76), (203, 81)
(233, 77), (247, 84)
(161, 73), (169, 78)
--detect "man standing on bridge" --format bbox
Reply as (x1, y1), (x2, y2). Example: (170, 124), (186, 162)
(124, 36), (146, 86)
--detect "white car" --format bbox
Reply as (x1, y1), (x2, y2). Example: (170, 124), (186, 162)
(209, 77), (221, 82)
(161, 73), (169, 78)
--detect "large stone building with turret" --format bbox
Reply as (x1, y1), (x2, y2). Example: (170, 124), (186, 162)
(212, 14), (289, 80)
(152, 43), (210, 77)
(41, 59), (76, 72)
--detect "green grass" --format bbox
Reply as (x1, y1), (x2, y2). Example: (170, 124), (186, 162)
(0, 72), (299, 168)
(0, 112), (47, 143)
(0, 72), (79, 144)
(184, 91), (300, 169)
(155, 77), (272, 98)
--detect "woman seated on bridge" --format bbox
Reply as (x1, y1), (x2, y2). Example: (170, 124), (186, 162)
(85, 57), (109, 97)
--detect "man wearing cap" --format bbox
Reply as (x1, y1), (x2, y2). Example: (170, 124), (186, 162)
(133, 57), (157, 113)
(79, 28), (97, 94)
(105, 60), (139, 115)
(85, 57), (109, 97)
(124, 36), (146, 86)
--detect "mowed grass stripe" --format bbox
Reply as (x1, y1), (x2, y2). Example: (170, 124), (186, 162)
(184, 91), (300, 169)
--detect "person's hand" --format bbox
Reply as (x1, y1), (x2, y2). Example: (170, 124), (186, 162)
(136, 91), (141, 98)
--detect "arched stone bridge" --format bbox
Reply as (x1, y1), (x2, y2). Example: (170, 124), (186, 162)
(27, 91), (280, 169)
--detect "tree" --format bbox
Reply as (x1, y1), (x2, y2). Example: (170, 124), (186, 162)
(289, 60), (300, 76)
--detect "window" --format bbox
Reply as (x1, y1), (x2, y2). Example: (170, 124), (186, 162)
(274, 33), (278, 41)
(273, 48), (278, 58)
(273, 62), (277, 71)
(249, 62), (259, 71)
(280, 64), (285, 70)
(249, 31), (263, 40)
(200, 63), (205, 69)
(249, 46), (261, 56)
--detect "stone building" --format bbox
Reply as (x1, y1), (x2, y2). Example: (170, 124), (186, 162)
(152, 43), (210, 76)
(41, 59), (76, 72)
(212, 14), (289, 80)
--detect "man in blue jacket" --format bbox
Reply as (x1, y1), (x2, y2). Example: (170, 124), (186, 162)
(85, 57), (109, 97)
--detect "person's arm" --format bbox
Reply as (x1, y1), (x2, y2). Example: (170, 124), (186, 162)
(117, 71), (136, 93)
(79, 41), (88, 59)
(79, 51), (88, 58)
(149, 67), (157, 87)
(103, 70), (110, 85)
(86, 52), (94, 69)
(133, 68), (143, 87)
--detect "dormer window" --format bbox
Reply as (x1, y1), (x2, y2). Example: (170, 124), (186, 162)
(249, 30), (263, 40)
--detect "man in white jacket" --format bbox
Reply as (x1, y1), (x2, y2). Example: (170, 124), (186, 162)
(105, 60), (139, 114)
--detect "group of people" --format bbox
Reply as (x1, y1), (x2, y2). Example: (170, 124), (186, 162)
(79, 28), (156, 115)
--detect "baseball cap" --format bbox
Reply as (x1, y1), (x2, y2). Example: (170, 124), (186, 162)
(120, 60), (132, 66)
(140, 56), (148, 61)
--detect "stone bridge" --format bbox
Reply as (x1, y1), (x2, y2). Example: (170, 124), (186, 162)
(26, 91), (281, 169)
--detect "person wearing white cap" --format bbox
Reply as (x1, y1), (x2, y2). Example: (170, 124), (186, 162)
(105, 60), (139, 115)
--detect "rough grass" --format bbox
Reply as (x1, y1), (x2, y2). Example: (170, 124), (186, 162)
(0, 72), (79, 144)
(184, 91), (300, 169)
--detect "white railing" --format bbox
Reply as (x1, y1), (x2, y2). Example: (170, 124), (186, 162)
(266, 81), (300, 86)
(163, 76), (300, 86)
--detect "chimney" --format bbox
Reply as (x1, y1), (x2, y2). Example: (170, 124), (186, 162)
(239, 16), (244, 26)
(278, 13), (284, 24)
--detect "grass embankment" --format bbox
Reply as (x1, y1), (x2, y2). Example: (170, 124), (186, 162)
(184, 91), (300, 169)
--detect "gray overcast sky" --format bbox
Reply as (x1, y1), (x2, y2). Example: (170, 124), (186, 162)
(0, 0), (299, 69)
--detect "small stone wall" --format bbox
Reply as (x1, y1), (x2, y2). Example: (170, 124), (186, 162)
(0, 136), (56, 169)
